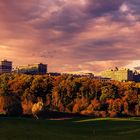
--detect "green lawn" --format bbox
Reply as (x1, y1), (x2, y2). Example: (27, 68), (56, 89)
(0, 117), (140, 140)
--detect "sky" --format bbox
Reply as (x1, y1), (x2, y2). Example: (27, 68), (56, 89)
(0, 0), (140, 74)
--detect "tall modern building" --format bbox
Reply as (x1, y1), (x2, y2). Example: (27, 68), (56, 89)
(101, 68), (133, 82)
(0, 60), (12, 74)
(16, 63), (47, 75)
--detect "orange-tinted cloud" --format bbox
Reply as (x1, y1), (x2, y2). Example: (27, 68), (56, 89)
(0, 0), (140, 73)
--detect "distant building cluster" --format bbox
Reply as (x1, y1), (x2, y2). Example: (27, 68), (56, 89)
(0, 59), (47, 75)
(16, 63), (47, 75)
(101, 67), (140, 82)
(1, 59), (140, 82)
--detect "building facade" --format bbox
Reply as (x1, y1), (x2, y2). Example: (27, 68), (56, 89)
(0, 60), (12, 74)
(17, 63), (47, 75)
(101, 68), (133, 82)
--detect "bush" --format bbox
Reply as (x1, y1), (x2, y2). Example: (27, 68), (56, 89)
(2, 94), (23, 116)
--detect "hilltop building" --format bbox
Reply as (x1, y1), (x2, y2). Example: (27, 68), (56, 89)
(16, 63), (47, 75)
(133, 71), (140, 82)
(0, 59), (12, 74)
(94, 76), (112, 82)
(48, 72), (61, 76)
(101, 68), (133, 82)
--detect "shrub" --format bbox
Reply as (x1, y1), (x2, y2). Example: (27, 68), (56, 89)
(2, 94), (23, 116)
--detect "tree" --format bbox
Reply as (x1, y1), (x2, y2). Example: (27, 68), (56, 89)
(100, 84), (118, 101)
(32, 101), (44, 119)
(30, 75), (53, 101)
(2, 94), (23, 116)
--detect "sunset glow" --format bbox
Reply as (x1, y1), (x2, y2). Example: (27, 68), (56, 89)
(0, 0), (139, 73)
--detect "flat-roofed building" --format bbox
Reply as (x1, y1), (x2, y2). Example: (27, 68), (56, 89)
(0, 59), (12, 74)
(101, 68), (133, 82)
(94, 76), (112, 82)
(17, 63), (47, 75)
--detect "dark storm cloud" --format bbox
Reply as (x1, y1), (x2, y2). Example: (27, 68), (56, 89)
(66, 37), (139, 62)
(34, 0), (125, 34)
(126, 0), (140, 12)
(85, 0), (123, 16)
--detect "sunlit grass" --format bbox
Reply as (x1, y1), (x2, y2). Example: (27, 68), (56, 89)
(0, 117), (140, 140)
(75, 117), (140, 123)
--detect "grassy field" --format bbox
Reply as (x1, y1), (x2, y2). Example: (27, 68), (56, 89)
(0, 117), (140, 140)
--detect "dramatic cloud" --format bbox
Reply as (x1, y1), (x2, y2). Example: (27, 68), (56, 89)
(0, 0), (140, 73)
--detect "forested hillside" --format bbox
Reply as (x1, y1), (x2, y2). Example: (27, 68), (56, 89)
(0, 73), (140, 117)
